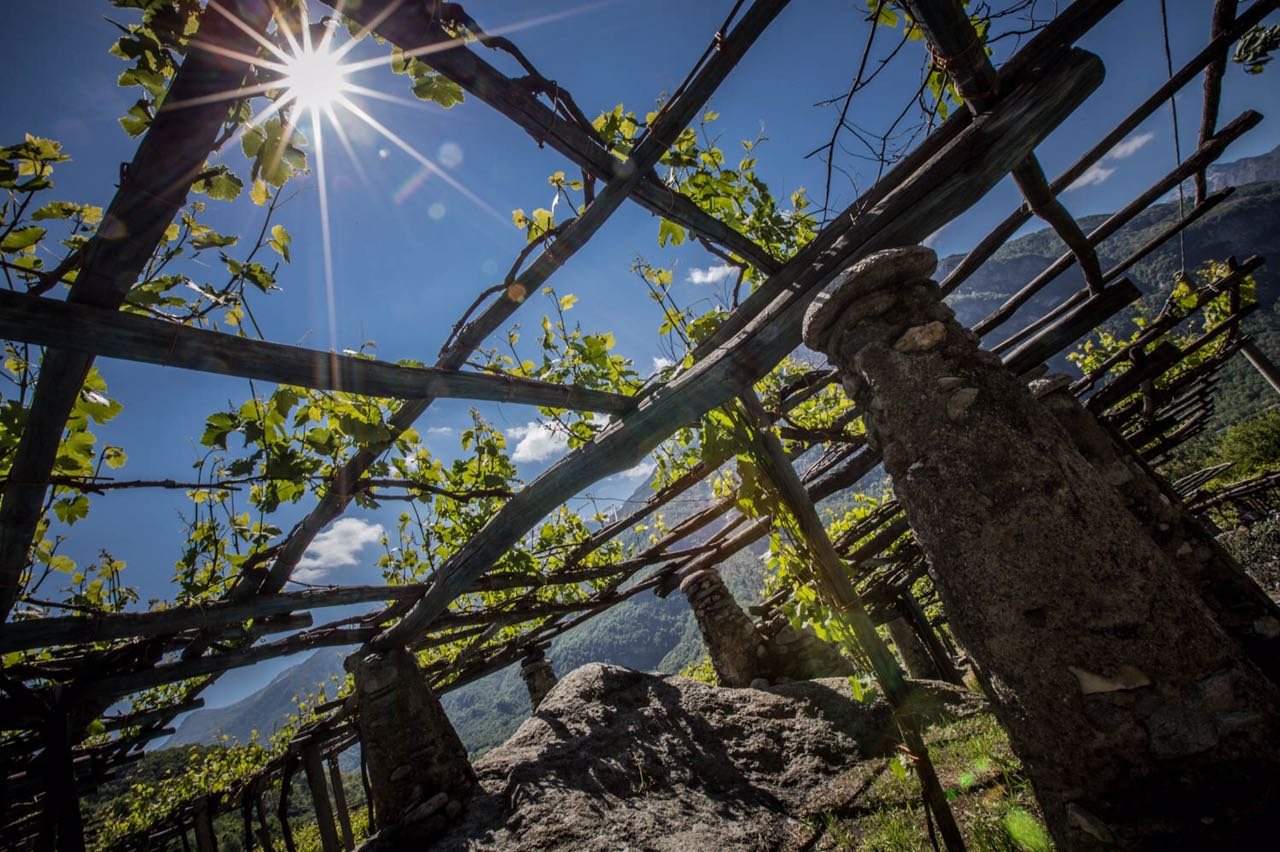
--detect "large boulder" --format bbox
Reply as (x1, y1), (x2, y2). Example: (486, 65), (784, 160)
(362, 663), (979, 851)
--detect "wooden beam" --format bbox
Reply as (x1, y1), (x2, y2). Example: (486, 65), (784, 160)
(972, 110), (1262, 336)
(299, 740), (342, 852)
(0, 291), (632, 415)
(901, 0), (1105, 292)
(1241, 338), (1280, 395)
(940, 0), (1279, 297)
(1001, 278), (1141, 376)
(317, 0), (782, 275)
(327, 754), (355, 851)
(736, 390), (964, 851)
(375, 45), (1107, 649)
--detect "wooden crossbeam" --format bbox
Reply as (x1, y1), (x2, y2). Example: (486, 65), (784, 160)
(0, 291), (633, 415)
(901, 0), (1106, 292)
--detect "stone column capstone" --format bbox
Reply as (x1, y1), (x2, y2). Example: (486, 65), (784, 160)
(803, 246), (1280, 848)
(347, 646), (474, 833)
(519, 646), (559, 710)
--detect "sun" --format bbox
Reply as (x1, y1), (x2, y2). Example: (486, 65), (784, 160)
(280, 40), (351, 114)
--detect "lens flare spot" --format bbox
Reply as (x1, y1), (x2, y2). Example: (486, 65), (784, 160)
(438, 142), (463, 169)
(428, 202), (446, 220)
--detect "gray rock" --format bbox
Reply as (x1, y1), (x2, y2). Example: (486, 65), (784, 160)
(359, 663), (979, 851)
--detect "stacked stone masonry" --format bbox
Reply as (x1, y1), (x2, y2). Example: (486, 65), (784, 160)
(347, 647), (474, 836)
(802, 246), (1280, 848)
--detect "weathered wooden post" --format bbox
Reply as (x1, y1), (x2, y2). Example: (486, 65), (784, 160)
(885, 612), (940, 680)
(299, 737), (342, 852)
(40, 703), (85, 852)
(803, 246), (1280, 847)
(346, 646), (474, 832)
(1033, 374), (1280, 685)
(191, 797), (217, 852)
(679, 568), (765, 686)
(518, 646), (558, 710)
(327, 753), (356, 850)
(897, 590), (963, 685)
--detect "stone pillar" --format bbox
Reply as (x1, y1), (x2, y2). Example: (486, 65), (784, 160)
(680, 568), (765, 686)
(757, 612), (856, 681)
(886, 614), (940, 681)
(803, 246), (1280, 848)
(1033, 375), (1280, 686)
(347, 646), (474, 832)
(519, 646), (559, 710)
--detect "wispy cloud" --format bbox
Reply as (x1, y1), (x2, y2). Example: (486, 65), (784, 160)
(295, 518), (385, 583)
(652, 356), (674, 372)
(922, 222), (948, 249)
(1109, 131), (1155, 159)
(506, 421), (569, 463)
(426, 425), (455, 437)
(614, 459), (656, 482)
(1066, 131), (1155, 192)
(1067, 163), (1117, 192)
(687, 264), (735, 286)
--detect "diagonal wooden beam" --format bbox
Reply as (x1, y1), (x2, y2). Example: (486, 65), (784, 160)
(0, 291), (633, 415)
(318, 0), (782, 275)
(901, 0), (1105, 292)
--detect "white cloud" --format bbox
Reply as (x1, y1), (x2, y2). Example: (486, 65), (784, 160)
(1109, 131), (1155, 159)
(1066, 163), (1116, 192)
(426, 426), (455, 436)
(506, 421), (569, 463)
(615, 460), (656, 482)
(295, 518), (385, 583)
(1067, 131), (1155, 193)
(922, 222), (948, 249)
(652, 356), (674, 372)
(687, 264), (736, 286)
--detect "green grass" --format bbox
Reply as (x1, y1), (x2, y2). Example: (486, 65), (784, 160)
(807, 715), (1053, 851)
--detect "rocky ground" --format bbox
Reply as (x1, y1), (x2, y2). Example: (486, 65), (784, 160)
(359, 663), (982, 851)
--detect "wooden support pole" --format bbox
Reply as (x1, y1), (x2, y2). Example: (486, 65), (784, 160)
(192, 798), (217, 852)
(254, 791), (272, 851)
(327, 754), (356, 850)
(0, 291), (633, 416)
(1240, 338), (1280, 395)
(300, 739), (342, 852)
(736, 389), (966, 852)
(240, 792), (255, 852)
(899, 590), (964, 686)
(42, 706), (86, 852)
(278, 757), (298, 852)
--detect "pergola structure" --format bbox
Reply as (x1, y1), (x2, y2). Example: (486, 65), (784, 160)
(3, 1), (1280, 849)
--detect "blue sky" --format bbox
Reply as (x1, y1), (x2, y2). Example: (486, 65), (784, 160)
(4, 0), (1278, 707)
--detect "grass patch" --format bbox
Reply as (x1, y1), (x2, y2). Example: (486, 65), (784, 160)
(807, 715), (1052, 851)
